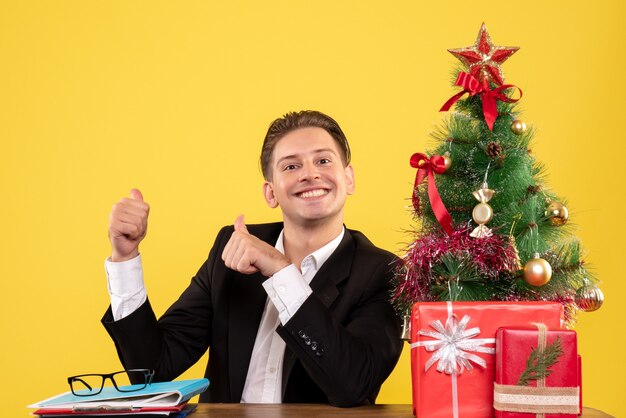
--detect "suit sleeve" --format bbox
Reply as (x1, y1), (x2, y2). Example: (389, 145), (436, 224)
(276, 252), (403, 407)
(101, 226), (230, 382)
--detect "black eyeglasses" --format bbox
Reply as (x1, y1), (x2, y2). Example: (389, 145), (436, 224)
(67, 369), (155, 396)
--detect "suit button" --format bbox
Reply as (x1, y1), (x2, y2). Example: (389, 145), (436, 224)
(298, 330), (307, 338)
(304, 337), (311, 345)
(315, 348), (325, 357)
(311, 342), (318, 350)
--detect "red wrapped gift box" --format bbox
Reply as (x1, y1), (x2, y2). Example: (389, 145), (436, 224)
(494, 326), (581, 417)
(410, 302), (563, 418)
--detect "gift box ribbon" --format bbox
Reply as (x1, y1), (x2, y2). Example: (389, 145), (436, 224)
(410, 302), (496, 418)
(493, 383), (580, 415)
(493, 323), (580, 416)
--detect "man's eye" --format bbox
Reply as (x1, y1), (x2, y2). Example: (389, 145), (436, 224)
(319, 158), (331, 164)
(284, 164), (298, 171)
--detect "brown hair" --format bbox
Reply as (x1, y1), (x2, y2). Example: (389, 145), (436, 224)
(260, 110), (351, 180)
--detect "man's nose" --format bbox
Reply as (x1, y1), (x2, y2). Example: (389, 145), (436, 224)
(299, 161), (321, 181)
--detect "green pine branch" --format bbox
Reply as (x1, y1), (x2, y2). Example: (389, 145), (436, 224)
(428, 253), (518, 302)
(517, 336), (563, 386)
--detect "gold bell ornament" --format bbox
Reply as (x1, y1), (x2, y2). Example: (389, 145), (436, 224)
(400, 313), (412, 341)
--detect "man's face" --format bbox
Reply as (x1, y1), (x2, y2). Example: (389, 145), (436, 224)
(263, 127), (355, 229)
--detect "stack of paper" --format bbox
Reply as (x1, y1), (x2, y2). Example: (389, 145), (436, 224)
(28, 378), (209, 417)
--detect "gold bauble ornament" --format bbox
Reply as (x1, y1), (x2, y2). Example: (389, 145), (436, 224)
(523, 254), (552, 286)
(575, 279), (604, 312)
(443, 151), (453, 172)
(511, 119), (527, 135)
(545, 201), (569, 226)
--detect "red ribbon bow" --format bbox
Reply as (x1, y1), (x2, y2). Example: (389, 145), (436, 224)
(410, 153), (453, 235)
(440, 72), (522, 131)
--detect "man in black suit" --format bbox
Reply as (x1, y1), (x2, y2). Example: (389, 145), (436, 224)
(102, 110), (403, 406)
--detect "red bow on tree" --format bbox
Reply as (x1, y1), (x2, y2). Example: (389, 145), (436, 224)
(440, 72), (522, 131)
(410, 153), (453, 235)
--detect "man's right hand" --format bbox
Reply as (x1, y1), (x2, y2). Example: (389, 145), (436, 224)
(222, 215), (290, 277)
(108, 189), (150, 262)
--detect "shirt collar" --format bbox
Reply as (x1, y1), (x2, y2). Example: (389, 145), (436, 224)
(275, 227), (346, 272)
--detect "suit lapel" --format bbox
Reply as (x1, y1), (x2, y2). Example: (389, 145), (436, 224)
(309, 228), (354, 307)
(281, 229), (355, 394)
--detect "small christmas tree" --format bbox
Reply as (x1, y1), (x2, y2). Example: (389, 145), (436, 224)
(392, 23), (603, 326)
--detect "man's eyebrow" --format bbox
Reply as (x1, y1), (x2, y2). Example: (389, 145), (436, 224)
(275, 148), (338, 165)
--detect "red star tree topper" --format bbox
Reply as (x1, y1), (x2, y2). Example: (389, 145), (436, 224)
(448, 22), (519, 86)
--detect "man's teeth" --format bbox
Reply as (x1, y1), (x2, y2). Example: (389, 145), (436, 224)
(299, 189), (328, 198)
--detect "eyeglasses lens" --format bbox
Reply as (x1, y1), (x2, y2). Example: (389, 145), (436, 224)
(113, 370), (150, 392)
(70, 375), (104, 396)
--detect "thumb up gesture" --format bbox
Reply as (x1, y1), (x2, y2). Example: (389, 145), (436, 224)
(108, 189), (150, 262)
(222, 215), (289, 277)
(233, 214), (249, 234)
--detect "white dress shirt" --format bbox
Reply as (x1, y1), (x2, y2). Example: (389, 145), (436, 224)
(105, 227), (345, 403)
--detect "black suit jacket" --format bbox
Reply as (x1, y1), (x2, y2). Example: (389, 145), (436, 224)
(102, 223), (403, 407)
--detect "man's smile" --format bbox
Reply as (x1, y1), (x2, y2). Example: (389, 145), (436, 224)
(296, 189), (329, 199)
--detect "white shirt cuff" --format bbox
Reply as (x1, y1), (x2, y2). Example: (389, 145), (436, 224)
(262, 264), (312, 325)
(105, 254), (147, 321)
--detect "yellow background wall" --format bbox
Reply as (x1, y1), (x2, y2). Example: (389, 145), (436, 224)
(1, 1), (623, 416)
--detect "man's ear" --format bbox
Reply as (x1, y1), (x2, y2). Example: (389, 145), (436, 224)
(345, 165), (355, 195)
(263, 181), (279, 208)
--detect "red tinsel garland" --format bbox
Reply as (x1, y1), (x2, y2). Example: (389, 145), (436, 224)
(392, 224), (578, 325)
(393, 224), (520, 303)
